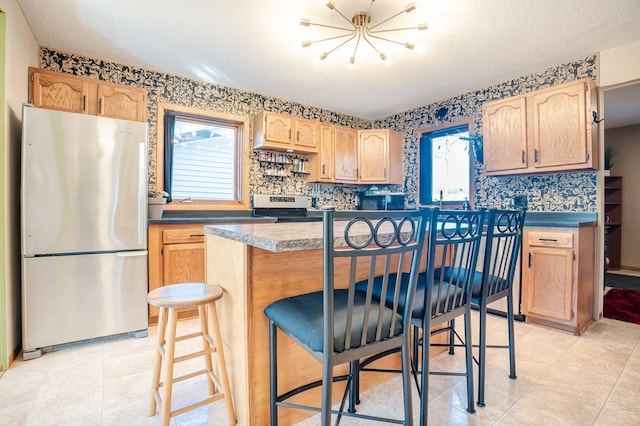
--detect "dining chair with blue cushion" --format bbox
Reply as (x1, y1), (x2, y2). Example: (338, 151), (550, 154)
(435, 208), (526, 406)
(264, 206), (430, 425)
(356, 208), (486, 425)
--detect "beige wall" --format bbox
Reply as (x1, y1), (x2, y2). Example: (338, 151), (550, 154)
(606, 124), (640, 270)
(0, 0), (38, 369)
(600, 39), (640, 88)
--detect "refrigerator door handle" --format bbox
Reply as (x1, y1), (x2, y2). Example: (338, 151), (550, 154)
(116, 251), (148, 257)
(138, 142), (147, 244)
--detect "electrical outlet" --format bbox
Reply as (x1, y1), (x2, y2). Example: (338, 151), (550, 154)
(513, 195), (528, 209)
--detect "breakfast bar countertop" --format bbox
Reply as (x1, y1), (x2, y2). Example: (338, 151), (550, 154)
(205, 221), (338, 253)
(203, 210), (598, 253)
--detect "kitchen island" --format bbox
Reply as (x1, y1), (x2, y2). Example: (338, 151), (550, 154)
(204, 220), (429, 426)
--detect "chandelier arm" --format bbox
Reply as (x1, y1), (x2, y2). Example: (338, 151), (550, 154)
(369, 26), (425, 34)
(306, 32), (357, 46)
(351, 30), (363, 60)
(307, 22), (355, 32)
(368, 10), (410, 31)
(366, 32), (410, 47)
(331, 5), (359, 28)
(362, 33), (384, 57)
(325, 32), (359, 57)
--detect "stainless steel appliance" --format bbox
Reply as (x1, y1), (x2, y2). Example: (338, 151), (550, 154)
(357, 189), (405, 210)
(21, 105), (149, 359)
(252, 194), (321, 222)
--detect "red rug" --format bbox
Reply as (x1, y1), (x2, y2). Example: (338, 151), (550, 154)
(603, 288), (640, 325)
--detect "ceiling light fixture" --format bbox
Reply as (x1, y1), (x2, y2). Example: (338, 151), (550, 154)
(300, 1), (428, 69)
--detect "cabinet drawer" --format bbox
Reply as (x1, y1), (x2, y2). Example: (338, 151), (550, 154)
(527, 231), (573, 248)
(162, 228), (205, 244)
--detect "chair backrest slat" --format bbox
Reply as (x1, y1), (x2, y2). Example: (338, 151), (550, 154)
(322, 207), (430, 355)
(423, 209), (486, 321)
(481, 209), (526, 300)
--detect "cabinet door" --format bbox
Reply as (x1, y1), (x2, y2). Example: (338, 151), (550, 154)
(97, 85), (147, 122)
(163, 242), (205, 285)
(264, 113), (293, 145)
(293, 118), (318, 152)
(483, 96), (527, 173)
(523, 247), (574, 322)
(318, 123), (334, 181)
(359, 130), (388, 183)
(333, 126), (358, 182)
(31, 70), (90, 114)
(531, 81), (588, 169)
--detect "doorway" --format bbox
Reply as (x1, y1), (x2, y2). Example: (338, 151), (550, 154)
(602, 82), (640, 278)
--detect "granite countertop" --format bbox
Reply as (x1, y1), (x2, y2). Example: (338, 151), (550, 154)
(204, 210), (598, 253)
(205, 221), (341, 252)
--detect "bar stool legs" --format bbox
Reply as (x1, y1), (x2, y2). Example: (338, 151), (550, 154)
(148, 283), (236, 425)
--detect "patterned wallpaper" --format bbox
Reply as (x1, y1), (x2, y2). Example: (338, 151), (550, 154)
(39, 47), (597, 212)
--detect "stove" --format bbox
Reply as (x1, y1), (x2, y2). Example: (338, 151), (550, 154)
(252, 194), (322, 222)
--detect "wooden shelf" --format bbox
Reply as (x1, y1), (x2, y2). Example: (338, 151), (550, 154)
(604, 176), (622, 269)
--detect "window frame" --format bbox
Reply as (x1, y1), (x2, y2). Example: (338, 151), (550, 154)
(156, 103), (250, 211)
(417, 119), (475, 207)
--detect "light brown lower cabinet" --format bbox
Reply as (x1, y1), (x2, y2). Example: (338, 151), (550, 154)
(148, 224), (205, 322)
(521, 225), (595, 335)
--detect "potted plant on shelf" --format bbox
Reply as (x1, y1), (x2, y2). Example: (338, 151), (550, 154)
(604, 146), (615, 176)
(148, 190), (169, 219)
(460, 134), (484, 164)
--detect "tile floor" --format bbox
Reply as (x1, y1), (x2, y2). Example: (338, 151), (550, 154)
(1, 311), (639, 425)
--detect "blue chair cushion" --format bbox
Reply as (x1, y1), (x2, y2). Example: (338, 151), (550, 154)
(264, 289), (402, 354)
(434, 267), (507, 300)
(355, 273), (465, 319)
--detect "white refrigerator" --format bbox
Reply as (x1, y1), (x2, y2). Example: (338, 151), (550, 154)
(20, 105), (149, 359)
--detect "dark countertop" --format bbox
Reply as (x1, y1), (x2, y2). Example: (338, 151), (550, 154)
(522, 211), (597, 228)
(148, 209), (597, 228)
(148, 210), (277, 225)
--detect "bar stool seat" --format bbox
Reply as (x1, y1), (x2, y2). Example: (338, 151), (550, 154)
(148, 283), (236, 425)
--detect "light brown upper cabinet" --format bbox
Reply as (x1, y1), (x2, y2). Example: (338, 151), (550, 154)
(483, 78), (597, 175)
(358, 129), (403, 184)
(253, 111), (318, 154)
(28, 67), (147, 122)
(308, 123), (334, 182)
(333, 126), (359, 182)
(309, 126), (403, 185)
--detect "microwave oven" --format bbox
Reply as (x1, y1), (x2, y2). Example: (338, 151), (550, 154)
(357, 192), (406, 210)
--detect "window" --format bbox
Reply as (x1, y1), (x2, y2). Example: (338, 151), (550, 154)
(419, 122), (472, 205)
(157, 104), (249, 210)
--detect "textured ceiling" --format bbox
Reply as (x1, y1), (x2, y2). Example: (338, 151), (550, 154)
(16, 0), (640, 123)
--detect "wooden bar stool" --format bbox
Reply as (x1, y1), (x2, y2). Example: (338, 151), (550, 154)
(147, 283), (236, 425)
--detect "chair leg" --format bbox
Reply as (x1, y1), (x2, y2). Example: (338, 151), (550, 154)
(198, 305), (215, 396)
(477, 302), (488, 407)
(419, 320), (430, 426)
(401, 340), (414, 426)
(507, 293), (517, 380)
(411, 325), (421, 394)
(207, 301), (236, 424)
(463, 310), (475, 414)
(149, 306), (167, 416)
(321, 358), (333, 426)
(269, 320), (279, 426)
(160, 308), (178, 426)
(448, 319), (456, 355)
(348, 360), (359, 413)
